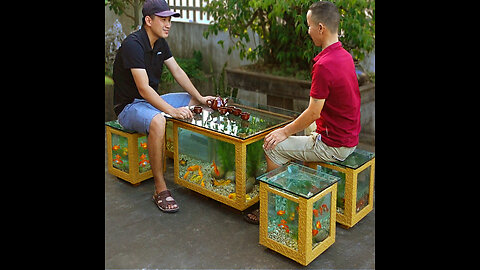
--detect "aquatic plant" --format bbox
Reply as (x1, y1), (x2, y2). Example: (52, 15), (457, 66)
(246, 139), (264, 178)
(216, 140), (235, 173)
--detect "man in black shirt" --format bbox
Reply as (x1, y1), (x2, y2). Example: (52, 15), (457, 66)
(113, 0), (214, 213)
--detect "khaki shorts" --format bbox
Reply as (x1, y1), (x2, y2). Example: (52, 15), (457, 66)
(264, 132), (356, 166)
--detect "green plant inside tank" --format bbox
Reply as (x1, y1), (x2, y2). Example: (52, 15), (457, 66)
(216, 140), (235, 174)
(246, 139), (264, 178)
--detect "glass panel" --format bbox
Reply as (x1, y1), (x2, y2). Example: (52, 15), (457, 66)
(111, 133), (129, 173)
(257, 162), (339, 199)
(356, 166), (371, 213)
(326, 148), (375, 169)
(245, 139), (266, 203)
(178, 127), (236, 198)
(267, 191), (299, 251)
(312, 192), (331, 249)
(317, 165), (346, 214)
(161, 101), (295, 140)
(138, 135), (150, 173)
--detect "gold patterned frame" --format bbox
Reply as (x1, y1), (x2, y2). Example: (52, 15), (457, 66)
(305, 157), (375, 228)
(258, 182), (337, 266)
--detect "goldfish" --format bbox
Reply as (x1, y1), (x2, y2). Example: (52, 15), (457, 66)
(190, 175), (203, 183)
(112, 145), (120, 151)
(245, 194), (251, 201)
(139, 160), (149, 167)
(201, 179), (205, 187)
(140, 142), (147, 149)
(122, 148), (128, 156)
(179, 158), (187, 166)
(213, 179), (231, 186)
(285, 228), (290, 233)
(280, 219), (287, 224)
(289, 212), (295, 221)
(211, 160), (220, 177)
(228, 193), (236, 199)
(113, 155), (123, 164)
(322, 204), (329, 212)
(316, 220), (322, 229)
(277, 210), (285, 216)
(313, 209), (319, 217)
(312, 229), (319, 236)
(140, 154), (146, 160)
(183, 164), (202, 179)
(278, 224), (289, 229)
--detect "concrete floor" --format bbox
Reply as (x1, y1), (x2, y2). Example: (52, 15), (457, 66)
(105, 137), (375, 269)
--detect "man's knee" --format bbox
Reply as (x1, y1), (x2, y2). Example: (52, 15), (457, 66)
(149, 114), (166, 137)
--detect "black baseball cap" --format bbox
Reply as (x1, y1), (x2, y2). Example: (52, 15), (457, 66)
(142, 0), (180, 17)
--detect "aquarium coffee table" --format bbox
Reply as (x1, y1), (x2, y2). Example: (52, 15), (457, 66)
(165, 102), (295, 211)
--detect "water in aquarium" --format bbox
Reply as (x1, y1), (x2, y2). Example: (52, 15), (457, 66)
(111, 133), (151, 173)
(266, 191), (331, 250)
(177, 127), (266, 201)
(317, 166), (346, 214)
(356, 167), (370, 213)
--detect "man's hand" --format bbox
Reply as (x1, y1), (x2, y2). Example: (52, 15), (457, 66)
(263, 127), (289, 150)
(169, 106), (193, 120)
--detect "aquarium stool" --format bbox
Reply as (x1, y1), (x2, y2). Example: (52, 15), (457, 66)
(258, 162), (339, 266)
(304, 148), (375, 229)
(105, 120), (167, 186)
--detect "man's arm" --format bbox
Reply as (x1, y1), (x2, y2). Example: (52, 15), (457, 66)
(164, 57), (212, 106)
(263, 97), (325, 150)
(131, 68), (192, 119)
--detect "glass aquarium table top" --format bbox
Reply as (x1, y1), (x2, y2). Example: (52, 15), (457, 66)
(325, 148), (375, 169)
(257, 162), (340, 199)
(162, 100), (296, 140)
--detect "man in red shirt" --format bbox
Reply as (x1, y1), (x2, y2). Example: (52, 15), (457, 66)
(244, 1), (361, 224)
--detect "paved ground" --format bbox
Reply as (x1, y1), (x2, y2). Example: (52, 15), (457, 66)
(105, 135), (375, 269)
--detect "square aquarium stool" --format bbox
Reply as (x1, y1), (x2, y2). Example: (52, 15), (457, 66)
(105, 120), (164, 185)
(305, 148), (375, 229)
(257, 162), (340, 266)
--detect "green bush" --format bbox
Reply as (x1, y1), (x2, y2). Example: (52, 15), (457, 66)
(203, 0), (374, 74)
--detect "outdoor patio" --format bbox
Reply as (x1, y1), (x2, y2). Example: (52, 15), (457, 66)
(104, 134), (375, 269)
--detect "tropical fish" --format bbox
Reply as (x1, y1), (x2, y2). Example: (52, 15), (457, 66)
(213, 179), (231, 186)
(140, 142), (147, 149)
(312, 229), (319, 236)
(201, 178), (205, 187)
(183, 164), (202, 179)
(285, 228), (290, 233)
(179, 158), (187, 166)
(139, 159), (149, 167)
(211, 160), (220, 177)
(313, 209), (319, 217)
(278, 224), (289, 229)
(316, 220), (322, 229)
(112, 145), (120, 151)
(191, 175), (202, 183)
(140, 154), (147, 160)
(228, 193), (236, 199)
(113, 155), (123, 164)
(322, 204), (329, 212)
(280, 219), (287, 224)
(277, 210), (285, 216)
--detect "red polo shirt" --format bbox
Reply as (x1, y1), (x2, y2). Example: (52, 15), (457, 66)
(310, 42), (361, 147)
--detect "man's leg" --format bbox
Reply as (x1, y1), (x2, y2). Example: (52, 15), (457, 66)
(148, 114), (177, 210)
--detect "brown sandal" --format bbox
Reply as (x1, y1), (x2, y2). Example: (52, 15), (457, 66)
(152, 190), (179, 213)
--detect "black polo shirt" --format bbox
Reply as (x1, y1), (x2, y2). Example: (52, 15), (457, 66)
(113, 26), (173, 116)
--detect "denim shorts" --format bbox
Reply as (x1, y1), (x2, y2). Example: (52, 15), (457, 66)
(117, 93), (191, 134)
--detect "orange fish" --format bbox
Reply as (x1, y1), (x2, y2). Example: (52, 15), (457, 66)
(322, 204), (329, 212)
(277, 210), (285, 216)
(280, 219), (287, 224)
(285, 228), (290, 233)
(112, 145), (120, 151)
(211, 160), (220, 177)
(139, 160), (149, 167)
(316, 220), (322, 229)
(319, 207), (323, 216)
(113, 154), (123, 164)
(140, 154), (147, 160)
(140, 142), (147, 149)
(313, 209), (319, 217)
(312, 229), (319, 236)
(278, 224), (289, 229)
(289, 212), (295, 221)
